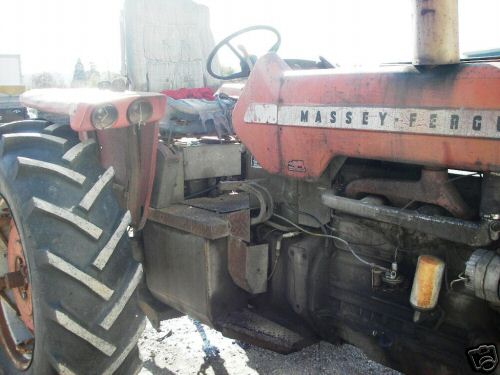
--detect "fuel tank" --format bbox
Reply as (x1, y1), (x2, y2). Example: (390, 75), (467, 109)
(232, 54), (500, 179)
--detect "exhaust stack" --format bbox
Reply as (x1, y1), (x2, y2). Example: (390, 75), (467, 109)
(413, 0), (459, 65)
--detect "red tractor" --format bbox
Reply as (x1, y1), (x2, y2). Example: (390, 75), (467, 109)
(0, 1), (499, 373)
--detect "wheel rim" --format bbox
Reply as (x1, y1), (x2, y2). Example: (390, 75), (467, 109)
(0, 199), (34, 370)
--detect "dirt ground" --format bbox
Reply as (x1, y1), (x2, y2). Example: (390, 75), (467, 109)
(138, 316), (401, 375)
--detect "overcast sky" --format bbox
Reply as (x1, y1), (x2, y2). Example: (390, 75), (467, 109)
(1, 0), (499, 80)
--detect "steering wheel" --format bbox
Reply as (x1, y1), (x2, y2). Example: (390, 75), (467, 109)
(206, 25), (281, 80)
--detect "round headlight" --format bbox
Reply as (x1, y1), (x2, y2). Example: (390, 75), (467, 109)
(91, 104), (118, 129)
(127, 100), (153, 124)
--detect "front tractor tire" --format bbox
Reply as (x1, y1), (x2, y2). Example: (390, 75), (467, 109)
(0, 120), (145, 374)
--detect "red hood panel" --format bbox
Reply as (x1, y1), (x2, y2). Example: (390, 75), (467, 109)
(232, 54), (500, 179)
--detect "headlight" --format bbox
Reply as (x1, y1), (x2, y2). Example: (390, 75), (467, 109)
(127, 100), (153, 124)
(90, 104), (118, 129)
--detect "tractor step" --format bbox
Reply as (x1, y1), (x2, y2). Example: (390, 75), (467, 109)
(218, 309), (315, 353)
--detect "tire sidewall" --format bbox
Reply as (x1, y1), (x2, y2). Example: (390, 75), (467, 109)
(0, 158), (52, 374)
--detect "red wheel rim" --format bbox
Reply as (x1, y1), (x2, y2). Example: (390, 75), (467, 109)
(0, 206), (34, 370)
(7, 222), (33, 333)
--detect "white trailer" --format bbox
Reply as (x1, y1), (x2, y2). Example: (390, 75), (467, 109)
(0, 54), (23, 88)
(0, 54), (27, 122)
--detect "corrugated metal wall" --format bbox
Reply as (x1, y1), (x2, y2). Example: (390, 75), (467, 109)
(122, 0), (220, 91)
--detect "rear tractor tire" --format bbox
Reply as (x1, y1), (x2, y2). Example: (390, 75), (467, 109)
(0, 120), (145, 374)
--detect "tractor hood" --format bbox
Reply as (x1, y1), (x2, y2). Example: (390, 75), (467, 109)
(232, 53), (500, 179)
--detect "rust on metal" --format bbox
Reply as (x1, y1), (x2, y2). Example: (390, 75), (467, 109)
(15, 338), (34, 355)
(225, 210), (251, 242)
(413, 0), (459, 65)
(345, 168), (473, 218)
(185, 194), (251, 242)
(220, 309), (312, 354)
(227, 236), (268, 294)
(0, 217), (34, 370)
(148, 206), (230, 240)
(7, 221), (33, 332)
(410, 255), (445, 310)
(149, 194), (253, 241)
(0, 271), (27, 291)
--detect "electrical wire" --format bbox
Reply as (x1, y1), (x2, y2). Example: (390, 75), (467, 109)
(449, 272), (467, 291)
(283, 202), (328, 234)
(267, 252), (281, 280)
(324, 223), (336, 232)
(271, 213), (391, 272)
(264, 220), (295, 232)
(267, 231), (301, 280)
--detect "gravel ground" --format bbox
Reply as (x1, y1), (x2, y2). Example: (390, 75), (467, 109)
(138, 316), (401, 375)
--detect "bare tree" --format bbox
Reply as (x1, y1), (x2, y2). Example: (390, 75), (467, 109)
(31, 72), (65, 88)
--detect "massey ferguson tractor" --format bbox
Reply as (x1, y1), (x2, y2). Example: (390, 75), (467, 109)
(0, 1), (498, 374)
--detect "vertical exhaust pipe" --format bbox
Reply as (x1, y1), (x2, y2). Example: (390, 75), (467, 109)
(413, 0), (460, 65)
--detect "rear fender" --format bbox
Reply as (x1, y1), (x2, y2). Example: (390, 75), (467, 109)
(21, 88), (167, 228)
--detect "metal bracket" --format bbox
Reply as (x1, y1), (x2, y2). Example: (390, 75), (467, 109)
(345, 168), (473, 219)
(218, 180), (273, 225)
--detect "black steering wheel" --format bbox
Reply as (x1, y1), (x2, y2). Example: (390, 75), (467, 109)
(206, 25), (281, 80)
